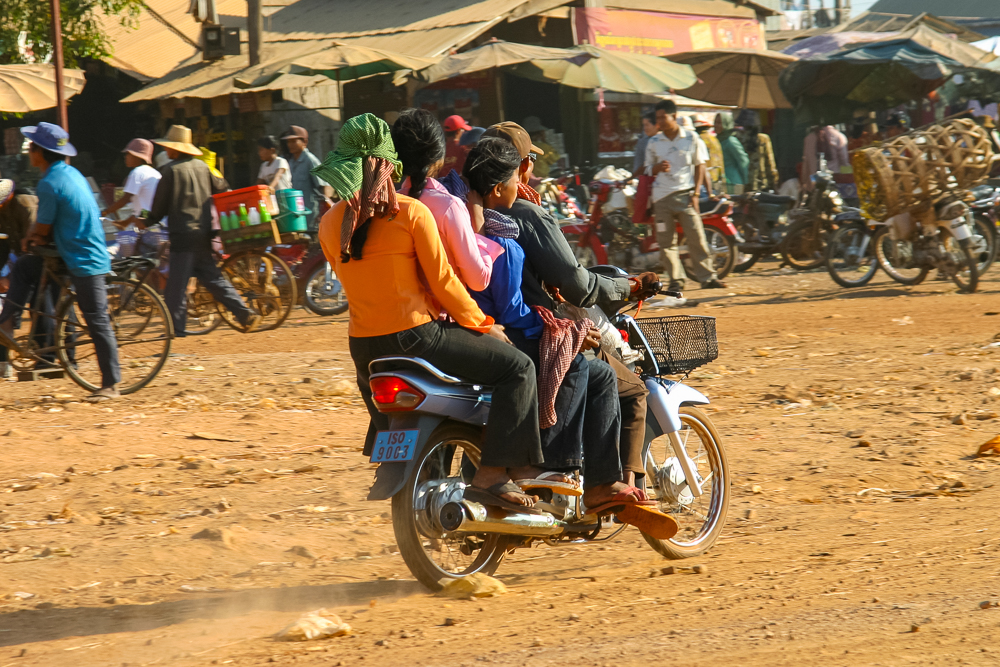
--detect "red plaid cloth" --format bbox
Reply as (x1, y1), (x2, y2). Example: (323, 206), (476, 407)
(341, 156), (399, 257)
(533, 306), (593, 429)
(518, 182), (542, 206)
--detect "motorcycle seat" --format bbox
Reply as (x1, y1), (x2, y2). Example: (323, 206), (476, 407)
(756, 193), (796, 205)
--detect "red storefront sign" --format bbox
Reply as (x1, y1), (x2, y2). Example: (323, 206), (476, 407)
(573, 8), (764, 56)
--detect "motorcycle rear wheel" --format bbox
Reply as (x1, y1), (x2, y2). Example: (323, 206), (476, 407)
(825, 223), (878, 288)
(949, 238), (979, 294)
(781, 219), (826, 270)
(392, 423), (508, 591)
(642, 407), (730, 560)
(303, 261), (348, 316)
(733, 251), (762, 272)
(684, 227), (736, 281)
(873, 227), (929, 285)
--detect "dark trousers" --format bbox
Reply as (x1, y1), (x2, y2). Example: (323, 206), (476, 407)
(69, 273), (121, 388)
(509, 330), (622, 489)
(165, 247), (251, 335)
(0, 255), (59, 362)
(349, 321), (542, 469)
(602, 351), (649, 475)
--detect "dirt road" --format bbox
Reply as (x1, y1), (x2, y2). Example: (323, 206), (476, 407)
(1, 265), (999, 666)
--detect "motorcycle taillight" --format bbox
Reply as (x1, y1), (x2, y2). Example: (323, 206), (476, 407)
(370, 376), (426, 412)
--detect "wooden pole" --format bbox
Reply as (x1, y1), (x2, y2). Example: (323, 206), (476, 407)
(50, 0), (68, 130)
(247, 0), (262, 67)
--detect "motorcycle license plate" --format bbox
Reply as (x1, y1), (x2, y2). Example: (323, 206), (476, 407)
(370, 430), (418, 463)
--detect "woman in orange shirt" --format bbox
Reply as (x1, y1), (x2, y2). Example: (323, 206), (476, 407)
(316, 113), (543, 510)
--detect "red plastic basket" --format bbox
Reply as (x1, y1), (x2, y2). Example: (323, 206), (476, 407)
(212, 185), (278, 217)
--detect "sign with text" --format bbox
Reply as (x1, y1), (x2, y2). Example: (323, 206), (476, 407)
(573, 8), (764, 56)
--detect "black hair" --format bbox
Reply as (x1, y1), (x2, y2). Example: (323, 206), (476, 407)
(257, 135), (279, 150)
(462, 136), (521, 198)
(391, 108), (446, 200)
(642, 111), (656, 125)
(654, 99), (677, 116)
(29, 143), (63, 165)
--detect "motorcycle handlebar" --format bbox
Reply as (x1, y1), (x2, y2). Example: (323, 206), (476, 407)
(640, 280), (683, 300)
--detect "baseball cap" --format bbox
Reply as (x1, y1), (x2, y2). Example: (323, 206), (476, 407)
(123, 138), (154, 164)
(443, 115), (472, 132)
(459, 126), (485, 147)
(20, 122), (77, 157)
(281, 125), (309, 141)
(482, 122), (543, 159)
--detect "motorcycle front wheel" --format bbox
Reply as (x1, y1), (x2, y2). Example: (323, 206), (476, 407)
(825, 223), (878, 288)
(873, 227), (929, 285)
(971, 214), (997, 274)
(303, 261), (348, 316)
(642, 407), (730, 559)
(781, 219), (826, 270)
(392, 423), (508, 591)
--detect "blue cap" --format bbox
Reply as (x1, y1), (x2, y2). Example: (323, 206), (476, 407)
(20, 122), (77, 157)
(459, 126), (485, 147)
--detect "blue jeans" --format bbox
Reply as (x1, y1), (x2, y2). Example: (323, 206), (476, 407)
(69, 273), (121, 388)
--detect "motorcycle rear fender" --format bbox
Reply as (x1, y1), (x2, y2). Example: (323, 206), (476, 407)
(561, 223), (590, 236)
(706, 216), (739, 237)
(367, 413), (450, 501)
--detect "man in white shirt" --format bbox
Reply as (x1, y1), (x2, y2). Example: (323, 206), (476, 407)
(256, 135), (292, 191)
(645, 100), (724, 291)
(102, 138), (162, 226)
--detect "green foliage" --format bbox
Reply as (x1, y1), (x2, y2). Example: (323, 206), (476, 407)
(0, 0), (143, 67)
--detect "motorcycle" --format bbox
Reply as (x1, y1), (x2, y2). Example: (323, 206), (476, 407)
(271, 236), (349, 316)
(363, 273), (730, 589)
(563, 175), (738, 279)
(967, 182), (999, 274)
(872, 195), (980, 293)
(731, 191), (797, 272)
(536, 176), (586, 222)
(824, 207), (883, 288)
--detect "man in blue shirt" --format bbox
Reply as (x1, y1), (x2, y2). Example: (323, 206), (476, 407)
(0, 123), (121, 401)
(281, 126), (330, 230)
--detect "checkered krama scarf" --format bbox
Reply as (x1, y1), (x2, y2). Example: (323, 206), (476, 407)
(533, 306), (593, 429)
(517, 182), (541, 206)
(311, 113), (403, 258)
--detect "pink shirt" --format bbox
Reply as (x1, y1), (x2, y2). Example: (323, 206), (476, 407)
(399, 177), (500, 291)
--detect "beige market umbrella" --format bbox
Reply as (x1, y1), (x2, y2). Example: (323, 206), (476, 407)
(414, 39), (595, 84)
(670, 48), (798, 109)
(513, 44), (695, 94)
(234, 40), (439, 88)
(0, 64), (86, 113)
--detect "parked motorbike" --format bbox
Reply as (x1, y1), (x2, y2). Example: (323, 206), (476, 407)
(364, 272), (730, 589)
(537, 177), (586, 222)
(563, 175), (738, 279)
(272, 237), (349, 316)
(824, 207), (882, 288)
(731, 191), (797, 272)
(873, 196), (980, 293)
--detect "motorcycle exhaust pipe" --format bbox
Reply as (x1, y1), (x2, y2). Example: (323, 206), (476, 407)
(439, 501), (563, 536)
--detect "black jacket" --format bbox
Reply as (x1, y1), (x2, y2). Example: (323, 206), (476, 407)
(148, 157), (228, 251)
(499, 199), (630, 311)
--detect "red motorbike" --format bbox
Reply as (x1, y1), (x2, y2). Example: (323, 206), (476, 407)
(271, 235), (348, 317)
(562, 179), (739, 279)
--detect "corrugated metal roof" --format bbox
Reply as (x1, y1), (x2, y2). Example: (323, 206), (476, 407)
(97, 0), (246, 81)
(869, 0), (999, 18)
(767, 11), (985, 50)
(604, 0), (766, 18)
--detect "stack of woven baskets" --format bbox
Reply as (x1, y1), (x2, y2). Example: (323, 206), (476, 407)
(852, 118), (996, 221)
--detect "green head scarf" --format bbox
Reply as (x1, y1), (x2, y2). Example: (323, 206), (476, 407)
(311, 113), (402, 201)
(716, 112), (736, 140)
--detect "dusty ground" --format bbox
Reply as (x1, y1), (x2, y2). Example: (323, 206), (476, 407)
(1, 261), (999, 667)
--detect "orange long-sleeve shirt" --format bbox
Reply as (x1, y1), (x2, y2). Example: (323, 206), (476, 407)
(318, 195), (494, 338)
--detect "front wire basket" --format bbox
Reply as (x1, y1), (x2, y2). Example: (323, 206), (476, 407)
(634, 315), (718, 375)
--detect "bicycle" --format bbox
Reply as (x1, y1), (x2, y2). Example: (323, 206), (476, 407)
(0, 240), (173, 394)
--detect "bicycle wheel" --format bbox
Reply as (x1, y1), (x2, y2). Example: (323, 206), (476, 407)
(56, 278), (173, 394)
(217, 250), (297, 332)
(184, 281), (222, 335)
(825, 223), (878, 288)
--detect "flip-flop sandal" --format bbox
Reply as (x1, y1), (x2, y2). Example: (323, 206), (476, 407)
(617, 504), (678, 540)
(514, 472), (583, 497)
(464, 482), (544, 515)
(584, 486), (655, 517)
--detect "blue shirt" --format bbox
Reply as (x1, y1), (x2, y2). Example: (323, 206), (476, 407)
(469, 235), (544, 340)
(36, 161), (111, 277)
(288, 148), (328, 218)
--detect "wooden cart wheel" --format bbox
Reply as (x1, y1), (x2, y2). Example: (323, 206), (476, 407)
(216, 249), (297, 332)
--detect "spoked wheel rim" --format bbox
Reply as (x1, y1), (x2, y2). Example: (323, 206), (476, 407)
(405, 436), (504, 580)
(645, 411), (727, 549)
(305, 263), (348, 314)
(218, 250), (297, 332)
(827, 225), (878, 286)
(683, 228), (733, 277)
(945, 237), (978, 293)
(874, 230), (925, 283)
(968, 217), (994, 273)
(57, 279), (172, 394)
(184, 281), (221, 335)
(784, 223), (826, 269)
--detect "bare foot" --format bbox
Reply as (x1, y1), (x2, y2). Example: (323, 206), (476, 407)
(582, 481), (644, 509)
(623, 470), (636, 487)
(471, 466), (537, 507)
(508, 466), (576, 487)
